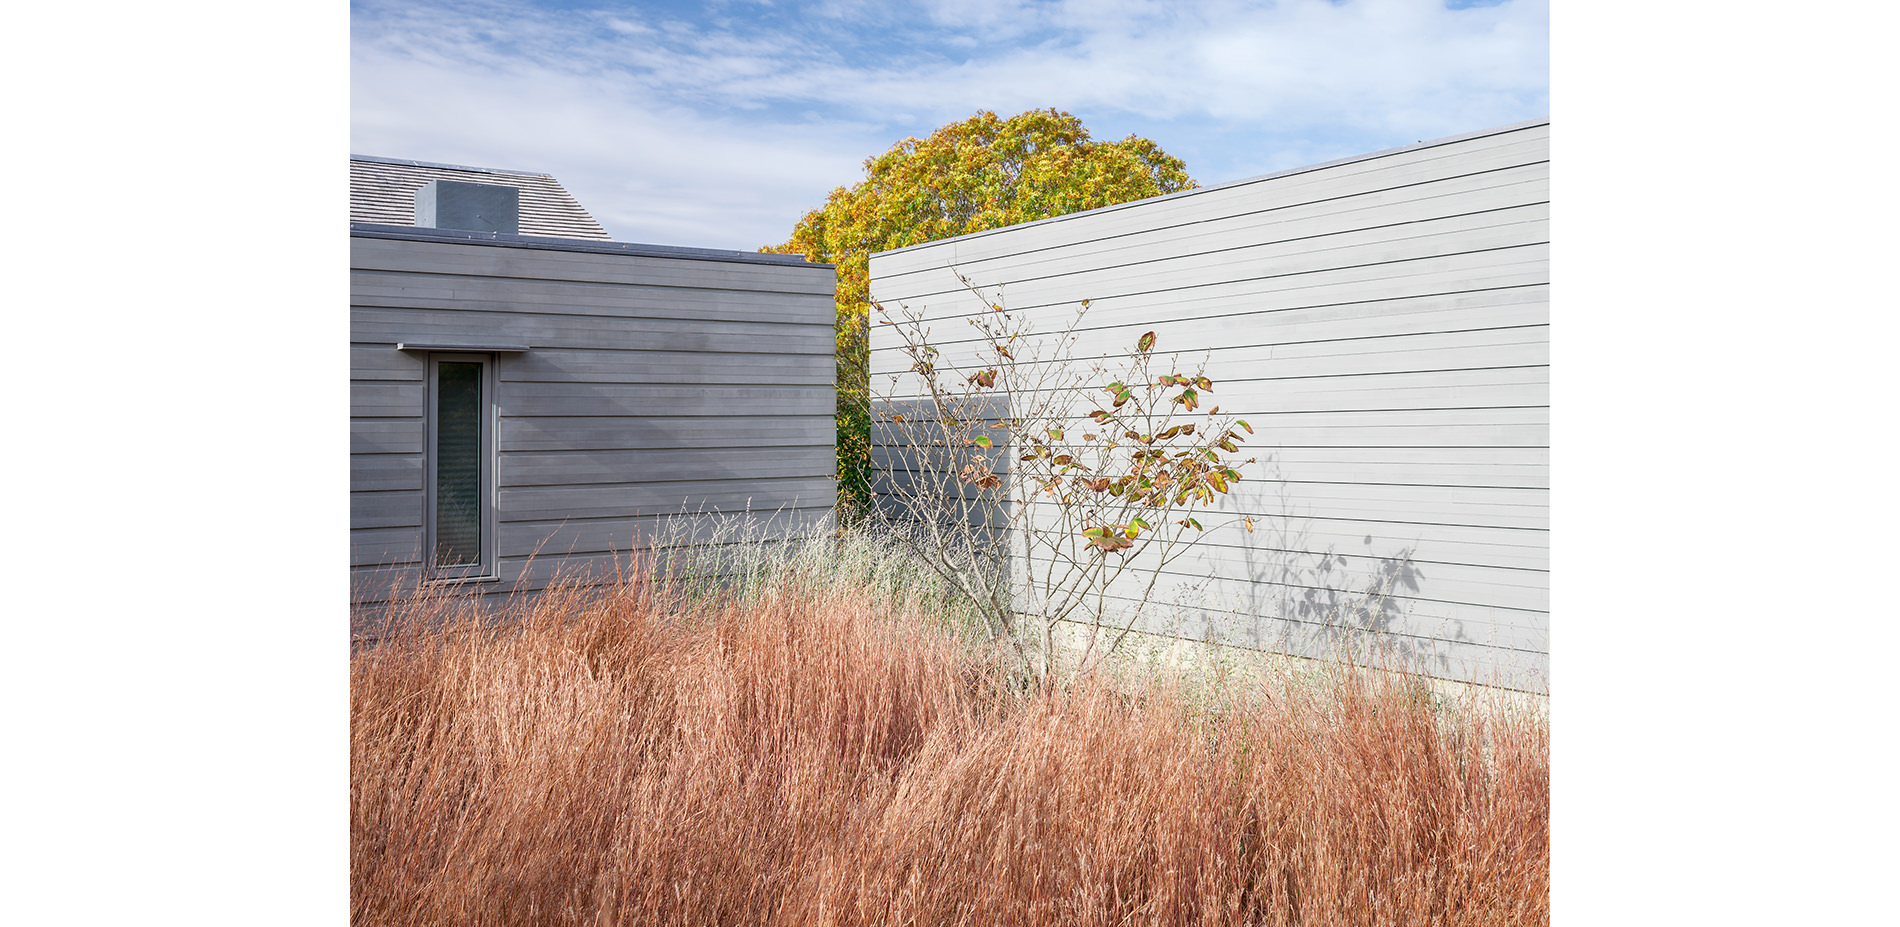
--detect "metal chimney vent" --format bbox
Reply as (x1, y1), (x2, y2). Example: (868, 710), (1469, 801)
(414, 180), (520, 234)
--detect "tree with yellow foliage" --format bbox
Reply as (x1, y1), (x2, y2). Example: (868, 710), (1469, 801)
(765, 108), (1196, 515)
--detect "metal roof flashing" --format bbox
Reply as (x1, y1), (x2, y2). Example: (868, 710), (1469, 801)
(868, 118), (1550, 260)
(349, 222), (834, 268)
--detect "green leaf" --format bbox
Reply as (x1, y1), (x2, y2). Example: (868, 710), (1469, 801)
(1236, 419), (1253, 434)
(1136, 331), (1157, 353)
(973, 435), (993, 448)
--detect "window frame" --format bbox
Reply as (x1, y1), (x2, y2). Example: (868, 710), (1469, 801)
(423, 352), (499, 582)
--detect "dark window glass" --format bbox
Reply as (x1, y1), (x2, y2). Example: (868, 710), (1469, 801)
(434, 361), (482, 567)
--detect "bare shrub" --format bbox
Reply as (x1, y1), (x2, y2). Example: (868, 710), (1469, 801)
(869, 276), (1258, 681)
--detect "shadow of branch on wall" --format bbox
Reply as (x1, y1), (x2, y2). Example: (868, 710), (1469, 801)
(1204, 452), (1468, 676)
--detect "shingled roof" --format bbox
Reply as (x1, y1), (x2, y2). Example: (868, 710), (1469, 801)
(350, 155), (612, 241)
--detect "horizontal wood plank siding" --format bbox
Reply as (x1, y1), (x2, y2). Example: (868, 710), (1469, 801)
(352, 233), (836, 609)
(352, 237), (836, 295)
(495, 506), (835, 561)
(353, 308), (834, 357)
(867, 121), (1548, 690)
(500, 415), (836, 452)
(353, 271), (838, 324)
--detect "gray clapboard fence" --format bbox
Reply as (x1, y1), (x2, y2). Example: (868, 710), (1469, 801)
(866, 120), (1549, 691)
(350, 215), (837, 630)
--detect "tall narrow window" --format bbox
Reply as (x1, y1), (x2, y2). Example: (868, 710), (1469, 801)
(427, 354), (494, 578)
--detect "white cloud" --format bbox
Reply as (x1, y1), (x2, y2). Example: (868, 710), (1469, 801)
(353, 53), (877, 248)
(352, 0), (1547, 249)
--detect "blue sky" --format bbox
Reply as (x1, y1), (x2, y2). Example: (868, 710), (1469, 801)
(352, 0), (1547, 251)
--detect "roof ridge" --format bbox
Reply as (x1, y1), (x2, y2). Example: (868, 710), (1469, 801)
(349, 154), (551, 178)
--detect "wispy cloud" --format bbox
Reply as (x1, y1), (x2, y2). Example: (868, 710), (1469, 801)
(352, 0), (1547, 249)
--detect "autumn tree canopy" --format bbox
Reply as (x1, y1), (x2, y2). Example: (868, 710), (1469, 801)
(765, 108), (1197, 512)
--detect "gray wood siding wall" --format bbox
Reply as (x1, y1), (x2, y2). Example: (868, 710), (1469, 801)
(866, 121), (1548, 691)
(351, 235), (836, 626)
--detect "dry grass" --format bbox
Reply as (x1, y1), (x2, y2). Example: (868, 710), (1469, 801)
(352, 545), (1547, 926)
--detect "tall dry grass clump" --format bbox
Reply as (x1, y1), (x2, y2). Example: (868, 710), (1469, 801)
(352, 540), (1547, 926)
